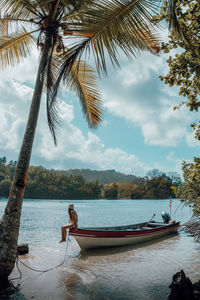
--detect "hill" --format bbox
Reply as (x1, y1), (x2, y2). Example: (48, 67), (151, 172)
(63, 169), (145, 185)
(0, 157), (180, 200)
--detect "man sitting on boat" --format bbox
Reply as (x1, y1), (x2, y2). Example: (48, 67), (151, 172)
(59, 204), (78, 243)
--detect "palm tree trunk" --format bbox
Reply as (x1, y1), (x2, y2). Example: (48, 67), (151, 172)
(0, 39), (51, 289)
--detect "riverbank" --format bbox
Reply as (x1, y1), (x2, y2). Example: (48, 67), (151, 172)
(5, 232), (200, 300)
(7, 267), (200, 300)
(0, 199), (196, 299)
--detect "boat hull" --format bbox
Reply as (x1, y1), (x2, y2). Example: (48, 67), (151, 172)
(70, 222), (180, 250)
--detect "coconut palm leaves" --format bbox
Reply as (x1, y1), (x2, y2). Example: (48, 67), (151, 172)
(166, 0), (191, 44)
(69, 61), (103, 128)
(64, 0), (160, 74)
(0, 0), (160, 144)
(166, 0), (180, 35)
(0, 28), (36, 68)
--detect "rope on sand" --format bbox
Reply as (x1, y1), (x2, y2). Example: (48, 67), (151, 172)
(10, 231), (71, 281)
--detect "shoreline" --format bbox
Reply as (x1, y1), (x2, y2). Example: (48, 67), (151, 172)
(5, 256), (200, 300)
(0, 197), (177, 201)
(0, 199), (194, 299)
(6, 252), (83, 300)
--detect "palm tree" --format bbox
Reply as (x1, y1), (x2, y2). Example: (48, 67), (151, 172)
(0, 0), (160, 288)
(165, 0), (189, 41)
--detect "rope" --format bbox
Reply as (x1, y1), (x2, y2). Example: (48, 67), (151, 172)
(10, 230), (70, 281)
(9, 255), (23, 283)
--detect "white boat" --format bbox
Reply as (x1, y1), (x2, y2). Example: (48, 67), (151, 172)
(69, 220), (180, 250)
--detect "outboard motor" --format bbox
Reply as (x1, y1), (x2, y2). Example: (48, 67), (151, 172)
(161, 211), (171, 224)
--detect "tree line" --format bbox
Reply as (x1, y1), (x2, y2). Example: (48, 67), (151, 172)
(0, 157), (102, 200)
(0, 157), (181, 200)
(104, 172), (180, 199)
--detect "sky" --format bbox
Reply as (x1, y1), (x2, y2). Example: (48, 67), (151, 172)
(0, 31), (199, 177)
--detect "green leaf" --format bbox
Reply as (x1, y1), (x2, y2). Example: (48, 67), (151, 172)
(65, 0), (160, 74)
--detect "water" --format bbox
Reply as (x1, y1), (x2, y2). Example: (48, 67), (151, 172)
(0, 198), (198, 300)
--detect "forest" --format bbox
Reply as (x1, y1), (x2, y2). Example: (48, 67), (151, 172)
(0, 157), (181, 200)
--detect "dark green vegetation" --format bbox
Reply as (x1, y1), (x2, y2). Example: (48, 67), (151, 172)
(176, 158), (200, 215)
(0, 157), (180, 200)
(103, 176), (178, 200)
(153, 0), (200, 216)
(0, 157), (102, 200)
(154, 1), (200, 140)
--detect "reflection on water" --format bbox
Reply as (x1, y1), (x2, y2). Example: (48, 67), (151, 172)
(0, 198), (198, 299)
(79, 232), (179, 259)
(62, 231), (198, 300)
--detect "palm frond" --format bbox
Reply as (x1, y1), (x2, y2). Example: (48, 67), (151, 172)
(124, 26), (160, 55)
(45, 46), (103, 144)
(0, 0), (24, 14)
(0, 0), (160, 145)
(68, 61), (103, 127)
(0, 0), (44, 19)
(61, 0), (96, 20)
(39, 0), (56, 4)
(1, 1), (26, 17)
(166, 0), (195, 49)
(48, 39), (90, 110)
(64, 0), (160, 74)
(45, 40), (62, 145)
(0, 19), (8, 37)
(0, 17), (39, 39)
(0, 17), (40, 25)
(167, 0), (191, 44)
(0, 27), (37, 69)
(42, 41), (89, 145)
(167, 0), (182, 37)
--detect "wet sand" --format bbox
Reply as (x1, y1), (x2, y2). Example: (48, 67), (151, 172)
(8, 230), (200, 300)
(0, 198), (195, 299)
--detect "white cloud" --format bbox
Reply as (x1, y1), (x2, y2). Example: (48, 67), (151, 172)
(165, 151), (186, 175)
(0, 77), (36, 152)
(37, 108), (149, 175)
(101, 50), (197, 148)
(0, 104), (23, 151)
(0, 39), (197, 177)
(11, 80), (33, 102)
(0, 47), (39, 84)
(119, 54), (166, 88)
(0, 63), (150, 175)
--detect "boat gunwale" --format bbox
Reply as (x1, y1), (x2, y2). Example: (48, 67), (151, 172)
(77, 221), (162, 231)
(70, 221), (180, 238)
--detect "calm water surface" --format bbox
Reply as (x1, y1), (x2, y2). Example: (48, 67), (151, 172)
(0, 198), (198, 300)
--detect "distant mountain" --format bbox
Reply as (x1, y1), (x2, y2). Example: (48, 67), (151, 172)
(62, 169), (145, 185)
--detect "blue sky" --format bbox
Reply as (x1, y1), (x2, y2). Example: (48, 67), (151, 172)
(0, 32), (199, 177)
